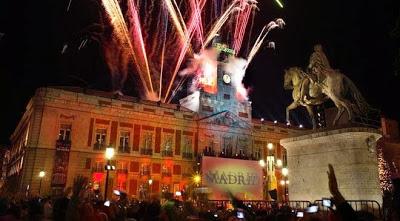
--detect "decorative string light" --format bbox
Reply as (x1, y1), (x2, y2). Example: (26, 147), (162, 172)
(377, 139), (393, 192)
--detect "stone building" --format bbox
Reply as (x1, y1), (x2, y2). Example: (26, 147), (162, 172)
(5, 87), (298, 199)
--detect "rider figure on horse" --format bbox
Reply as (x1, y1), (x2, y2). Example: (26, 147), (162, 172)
(308, 44), (331, 84)
(300, 44), (331, 105)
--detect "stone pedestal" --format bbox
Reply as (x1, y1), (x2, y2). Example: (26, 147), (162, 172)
(280, 127), (382, 204)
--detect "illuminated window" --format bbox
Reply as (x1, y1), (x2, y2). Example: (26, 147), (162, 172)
(117, 161), (128, 171)
(223, 137), (233, 156)
(163, 135), (173, 151)
(143, 132), (153, 149)
(254, 147), (261, 160)
(162, 165), (172, 177)
(93, 161), (104, 172)
(183, 137), (192, 153)
(141, 164), (151, 176)
(182, 137), (193, 159)
(95, 129), (107, 147)
(119, 131), (130, 153)
(58, 124), (71, 142)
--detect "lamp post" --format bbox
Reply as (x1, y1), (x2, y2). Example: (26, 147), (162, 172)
(148, 178), (153, 199)
(267, 143), (274, 155)
(38, 171), (45, 195)
(104, 147), (115, 200)
(276, 159), (283, 168)
(193, 174), (201, 187)
(281, 167), (289, 202)
(266, 143), (274, 199)
(258, 159), (267, 199)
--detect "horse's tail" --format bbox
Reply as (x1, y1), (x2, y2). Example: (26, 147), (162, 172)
(343, 75), (369, 115)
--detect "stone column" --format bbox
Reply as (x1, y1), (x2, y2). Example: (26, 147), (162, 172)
(280, 127), (382, 204)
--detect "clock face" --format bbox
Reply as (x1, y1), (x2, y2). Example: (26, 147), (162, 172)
(223, 74), (231, 84)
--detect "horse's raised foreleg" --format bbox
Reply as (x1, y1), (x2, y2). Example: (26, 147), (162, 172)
(305, 105), (316, 130)
(286, 102), (299, 125)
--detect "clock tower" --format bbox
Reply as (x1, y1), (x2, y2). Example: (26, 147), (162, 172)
(180, 43), (252, 122)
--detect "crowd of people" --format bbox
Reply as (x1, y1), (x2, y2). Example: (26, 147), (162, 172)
(0, 164), (399, 221)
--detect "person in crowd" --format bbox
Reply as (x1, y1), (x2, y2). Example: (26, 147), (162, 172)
(42, 197), (52, 221)
(327, 164), (358, 221)
(53, 187), (72, 221)
(390, 177), (400, 221)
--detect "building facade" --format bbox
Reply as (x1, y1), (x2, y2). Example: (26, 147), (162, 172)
(4, 86), (299, 200)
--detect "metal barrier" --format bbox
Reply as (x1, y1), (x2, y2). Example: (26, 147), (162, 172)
(207, 200), (311, 210)
(207, 199), (382, 219)
(314, 200), (382, 219)
(287, 201), (312, 210)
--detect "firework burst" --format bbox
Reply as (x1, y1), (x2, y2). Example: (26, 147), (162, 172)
(98, 0), (283, 102)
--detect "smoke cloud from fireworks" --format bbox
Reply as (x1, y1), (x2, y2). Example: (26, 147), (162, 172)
(179, 48), (219, 93)
(224, 56), (249, 101)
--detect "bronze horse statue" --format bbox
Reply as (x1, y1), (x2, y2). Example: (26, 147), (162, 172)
(284, 67), (368, 129)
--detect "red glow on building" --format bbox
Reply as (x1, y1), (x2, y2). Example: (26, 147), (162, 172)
(92, 172), (104, 182)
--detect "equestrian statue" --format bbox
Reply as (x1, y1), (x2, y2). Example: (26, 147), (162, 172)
(284, 44), (369, 130)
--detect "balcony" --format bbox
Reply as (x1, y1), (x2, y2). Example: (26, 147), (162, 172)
(93, 142), (106, 151)
(182, 152), (193, 159)
(118, 146), (131, 154)
(161, 150), (173, 157)
(162, 171), (172, 177)
(140, 170), (151, 176)
(140, 148), (153, 155)
(117, 169), (128, 174)
(56, 139), (71, 147)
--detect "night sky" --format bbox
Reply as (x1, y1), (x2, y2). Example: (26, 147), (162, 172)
(0, 0), (399, 144)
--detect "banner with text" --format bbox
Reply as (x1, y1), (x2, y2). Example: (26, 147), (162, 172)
(201, 156), (263, 200)
(51, 141), (71, 187)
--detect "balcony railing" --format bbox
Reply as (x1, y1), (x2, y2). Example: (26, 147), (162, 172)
(140, 170), (151, 176)
(140, 148), (153, 155)
(182, 152), (193, 159)
(118, 146), (131, 154)
(162, 171), (172, 177)
(117, 169), (128, 174)
(93, 142), (106, 151)
(161, 150), (173, 157)
(56, 139), (71, 146)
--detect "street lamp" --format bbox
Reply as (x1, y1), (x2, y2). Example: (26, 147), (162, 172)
(267, 143), (274, 151)
(276, 159), (283, 167)
(282, 167), (288, 176)
(259, 159), (266, 167)
(193, 174), (201, 186)
(148, 178), (153, 199)
(105, 147), (115, 160)
(104, 147), (115, 200)
(281, 167), (289, 202)
(38, 171), (45, 195)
